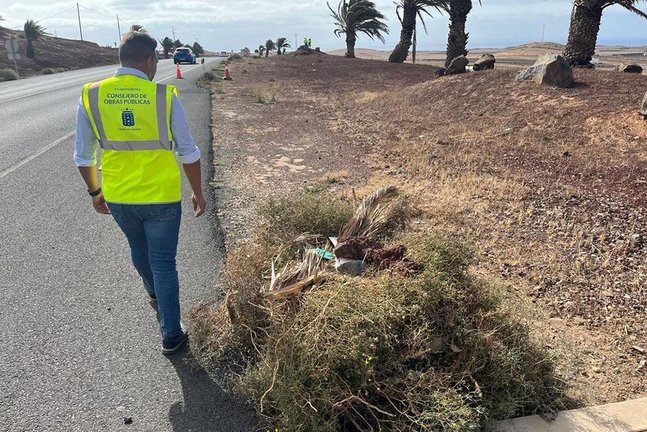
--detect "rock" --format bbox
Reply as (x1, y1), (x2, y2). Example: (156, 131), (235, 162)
(434, 68), (446, 78)
(617, 63), (643, 74)
(641, 92), (647, 118)
(335, 258), (366, 276)
(445, 56), (469, 75)
(629, 233), (643, 249)
(293, 46), (321, 56)
(516, 54), (574, 88)
(473, 53), (496, 71)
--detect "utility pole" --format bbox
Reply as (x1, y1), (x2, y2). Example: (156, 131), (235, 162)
(76, 2), (83, 41)
(116, 14), (121, 42)
(171, 26), (175, 40)
(541, 24), (546, 43)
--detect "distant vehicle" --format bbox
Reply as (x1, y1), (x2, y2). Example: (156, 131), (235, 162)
(173, 47), (196, 64)
(219, 51), (229, 57)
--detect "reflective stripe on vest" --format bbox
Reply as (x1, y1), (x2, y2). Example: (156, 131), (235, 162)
(86, 82), (173, 151)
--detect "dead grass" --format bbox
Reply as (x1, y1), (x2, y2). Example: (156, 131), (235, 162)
(191, 192), (570, 431)
(245, 83), (281, 104)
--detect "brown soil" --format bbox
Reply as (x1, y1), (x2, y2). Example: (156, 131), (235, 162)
(0, 25), (117, 76)
(209, 53), (647, 407)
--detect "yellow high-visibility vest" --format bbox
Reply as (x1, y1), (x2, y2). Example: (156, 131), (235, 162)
(82, 74), (181, 204)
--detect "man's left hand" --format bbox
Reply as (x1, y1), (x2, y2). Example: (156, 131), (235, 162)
(92, 193), (111, 214)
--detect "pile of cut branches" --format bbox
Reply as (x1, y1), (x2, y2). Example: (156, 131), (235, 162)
(190, 188), (569, 431)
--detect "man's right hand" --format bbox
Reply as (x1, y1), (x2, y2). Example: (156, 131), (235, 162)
(92, 193), (111, 215)
(192, 192), (207, 217)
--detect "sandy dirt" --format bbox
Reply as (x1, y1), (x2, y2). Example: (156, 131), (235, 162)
(209, 51), (646, 407)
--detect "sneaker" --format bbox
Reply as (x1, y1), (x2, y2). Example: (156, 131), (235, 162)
(161, 331), (188, 355)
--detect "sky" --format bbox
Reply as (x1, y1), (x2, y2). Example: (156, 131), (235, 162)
(0, 0), (646, 53)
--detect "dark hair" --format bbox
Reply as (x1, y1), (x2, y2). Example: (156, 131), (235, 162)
(119, 31), (157, 65)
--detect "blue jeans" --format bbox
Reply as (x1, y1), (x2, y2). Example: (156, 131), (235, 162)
(108, 202), (183, 341)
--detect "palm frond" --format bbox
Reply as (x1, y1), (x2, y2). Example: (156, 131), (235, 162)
(617, 1), (647, 18)
(339, 186), (410, 239)
(329, 0), (389, 40)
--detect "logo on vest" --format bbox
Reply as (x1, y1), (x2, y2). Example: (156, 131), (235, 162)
(121, 109), (135, 127)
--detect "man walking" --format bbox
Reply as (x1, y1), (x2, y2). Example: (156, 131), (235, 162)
(74, 30), (206, 355)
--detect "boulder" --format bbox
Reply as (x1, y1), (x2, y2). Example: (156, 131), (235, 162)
(641, 92), (647, 118)
(293, 46), (321, 56)
(617, 63), (643, 74)
(516, 54), (574, 88)
(445, 55), (469, 75)
(473, 53), (496, 71)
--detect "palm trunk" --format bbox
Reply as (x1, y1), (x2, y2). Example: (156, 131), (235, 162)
(26, 39), (35, 59)
(388, 4), (416, 63)
(345, 31), (356, 58)
(563, 3), (602, 67)
(412, 25), (417, 65)
(265, 49), (269, 58)
(445, 0), (472, 67)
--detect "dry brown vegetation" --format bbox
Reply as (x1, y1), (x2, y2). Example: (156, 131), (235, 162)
(191, 191), (570, 431)
(197, 51), (647, 426)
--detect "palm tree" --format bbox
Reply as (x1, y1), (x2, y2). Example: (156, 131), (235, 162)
(276, 37), (291, 55)
(173, 39), (183, 49)
(159, 37), (174, 58)
(563, 0), (647, 66)
(192, 42), (204, 57)
(265, 39), (276, 57)
(258, 45), (266, 57)
(389, 0), (449, 63)
(23, 19), (47, 59)
(328, 0), (389, 58)
(444, 0), (481, 67)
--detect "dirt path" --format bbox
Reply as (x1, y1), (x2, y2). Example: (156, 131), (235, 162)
(209, 53), (646, 406)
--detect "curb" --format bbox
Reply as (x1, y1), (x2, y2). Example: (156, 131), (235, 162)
(494, 398), (647, 432)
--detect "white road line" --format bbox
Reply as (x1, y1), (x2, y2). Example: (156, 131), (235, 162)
(0, 131), (75, 179)
(0, 61), (216, 180)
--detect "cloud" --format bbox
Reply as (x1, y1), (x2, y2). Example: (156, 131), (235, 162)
(1, 0), (645, 52)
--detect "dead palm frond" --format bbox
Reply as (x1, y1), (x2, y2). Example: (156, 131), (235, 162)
(339, 186), (410, 239)
(264, 251), (328, 300)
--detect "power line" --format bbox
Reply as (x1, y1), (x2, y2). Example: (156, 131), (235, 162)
(78, 4), (114, 20)
(34, 5), (77, 23)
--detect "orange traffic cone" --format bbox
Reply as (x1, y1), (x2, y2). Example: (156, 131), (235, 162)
(223, 63), (232, 81)
(175, 64), (183, 79)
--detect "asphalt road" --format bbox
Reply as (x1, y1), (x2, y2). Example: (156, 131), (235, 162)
(0, 59), (257, 431)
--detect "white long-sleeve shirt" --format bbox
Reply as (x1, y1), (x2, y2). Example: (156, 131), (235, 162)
(73, 67), (201, 167)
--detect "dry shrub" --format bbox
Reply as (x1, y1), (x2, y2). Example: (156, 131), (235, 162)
(0, 68), (18, 81)
(246, 83), (281, 104)
(190, 193), (568, 431)
(258, 193), (355, 245)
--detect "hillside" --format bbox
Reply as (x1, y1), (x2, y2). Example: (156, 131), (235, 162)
(0, 25), (117, 77)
